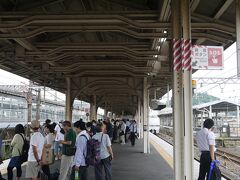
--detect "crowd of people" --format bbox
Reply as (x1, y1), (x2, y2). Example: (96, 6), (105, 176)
(6, 117), (138, 180)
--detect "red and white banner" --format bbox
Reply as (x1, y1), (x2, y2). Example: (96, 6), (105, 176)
(173, 38), (192, 71)
(182, 39), (192, 71)
(173, 39), (182, 71)
(192, 46), (223, 70)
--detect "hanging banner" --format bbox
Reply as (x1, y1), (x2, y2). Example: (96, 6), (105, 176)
(192, 46), (224, 70)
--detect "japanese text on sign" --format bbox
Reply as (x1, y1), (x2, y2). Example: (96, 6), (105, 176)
(192, 46), (223, 70)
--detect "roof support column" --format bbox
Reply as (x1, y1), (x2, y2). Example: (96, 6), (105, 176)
(138, 97), (143, 139)
(143, 77), (150, 153)
(65, 77), (73, 122)
(90, 95), (97, 121)
(201, 112), (204, 128)
(236, 0), (240, 76)
(209, 105), (212, 118)
(104, 102), (108, 117)
(172, 0), (185, 179)
(237, 105), (240, 128)
(181, 0), (194, 179)
(36, 89), (41, 121)
(140, 103), (144, 139)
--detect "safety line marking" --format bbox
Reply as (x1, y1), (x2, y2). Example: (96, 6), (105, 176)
(150, 138), (173, 168)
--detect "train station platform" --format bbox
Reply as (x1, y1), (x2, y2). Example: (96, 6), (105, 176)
(1, 137), (173, 180)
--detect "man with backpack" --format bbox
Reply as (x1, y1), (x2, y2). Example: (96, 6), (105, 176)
(93, 123), (114, 180)
(71, 121), (90, 180)
(59, 121), (76, 180)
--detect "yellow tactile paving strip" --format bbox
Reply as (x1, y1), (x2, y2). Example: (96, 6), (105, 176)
(150, 138), (173, 168)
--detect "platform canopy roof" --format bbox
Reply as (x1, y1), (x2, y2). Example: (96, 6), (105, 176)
(193, 100), (240, 113)
(159, 100), (240, 116)
(0, 0), (237, 115)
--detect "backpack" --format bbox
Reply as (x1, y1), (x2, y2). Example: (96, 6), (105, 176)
(80, 134), (103, 166)
(18, 134), (30, 163)
(58, 124), (65, 134)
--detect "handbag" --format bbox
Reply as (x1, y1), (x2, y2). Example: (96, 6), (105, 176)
(42, 147), (53, 165)
(208, 160), (221, 180)
(119, 131), (124, 136)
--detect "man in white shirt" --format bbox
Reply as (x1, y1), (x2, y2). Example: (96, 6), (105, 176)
(54, 122), (64, 160)
(26, 120), (45, 180)
(93, 123), (114, 180)
(120, 120), (126, 144)
(71, 121), (89, 180)
(196, 118), (216, 180)
(129, 120), (137, 146)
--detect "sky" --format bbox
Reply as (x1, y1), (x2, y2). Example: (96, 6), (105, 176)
(0, 42), (238, 103)
(0, 68), (66, 101)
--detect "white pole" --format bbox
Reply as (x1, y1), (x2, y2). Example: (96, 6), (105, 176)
(172, 0), (185, 179)
(201, 112), (204, 128)
(65, 77), (72, 122)
(36, 89), (41, 121)
(138, 97), (142, 138)
(237, 105), (240, 128)
(147, 89), (150, 154)
(181, 0), (194, 179)
(143, 77), (149, 153)
(167, 83), (170, 107)
(236, 0), (240, 76)
(209, 105), (212, 118)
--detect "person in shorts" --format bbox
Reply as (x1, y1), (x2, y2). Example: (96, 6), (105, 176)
(25, 120), (45, 180)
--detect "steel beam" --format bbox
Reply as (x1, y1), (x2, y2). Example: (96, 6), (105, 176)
(214, 0), (234, 19)
(26, 46), (160, 56)
(190, 0), (200, 13)
(0, 26), (166, 39)
(0, 15), (170, 29)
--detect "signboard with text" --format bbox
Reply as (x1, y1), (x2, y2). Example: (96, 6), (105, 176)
(192, 46), (224, 70)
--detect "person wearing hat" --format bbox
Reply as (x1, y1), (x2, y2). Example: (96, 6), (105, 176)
(25, 120), (45, 180)
(58, 121), (76, 180)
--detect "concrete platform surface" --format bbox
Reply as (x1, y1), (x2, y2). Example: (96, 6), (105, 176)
(2, 138), (173, 180)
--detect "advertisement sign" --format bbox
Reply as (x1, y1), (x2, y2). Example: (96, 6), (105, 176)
(192, 46), (223, 70)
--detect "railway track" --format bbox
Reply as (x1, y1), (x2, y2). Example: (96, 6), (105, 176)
(157, 133), (240, 180)
(216, 148), (240, 166)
